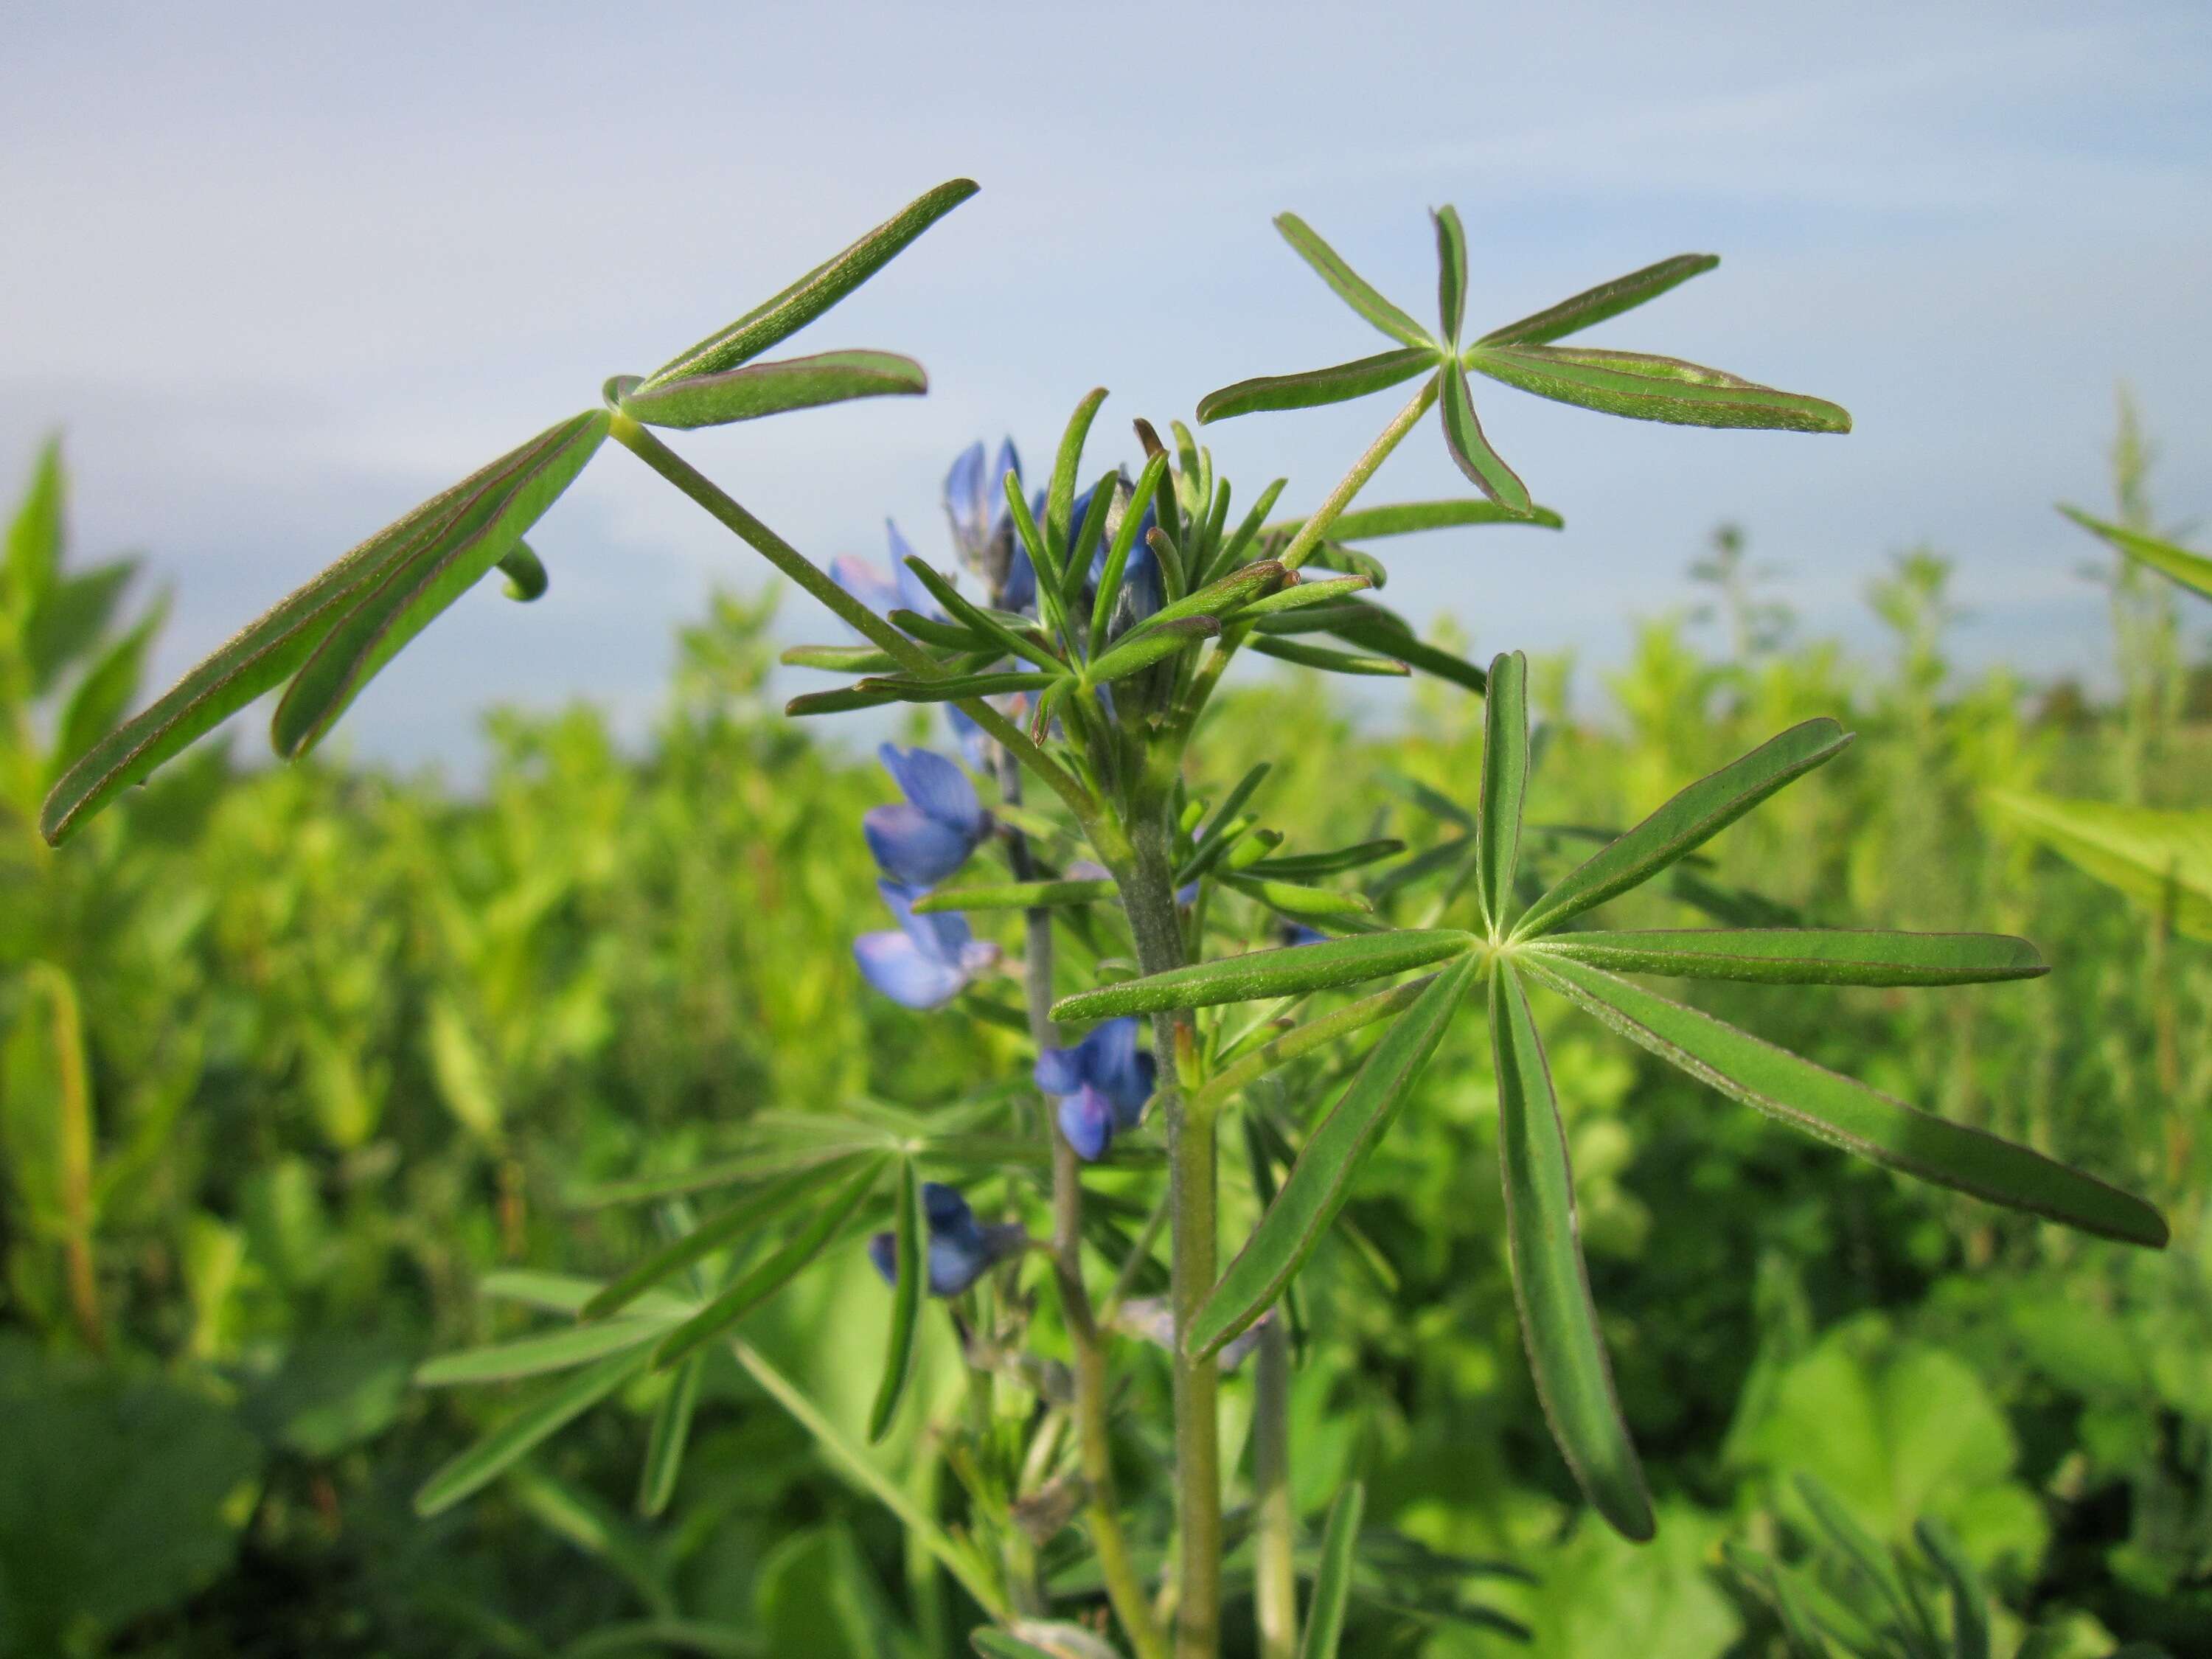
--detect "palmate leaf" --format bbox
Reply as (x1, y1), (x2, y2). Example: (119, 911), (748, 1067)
(636, 178), (978, 389)
(1513, 718), (1852, 939)
(1489, 962), (1652, 1540)
(1465, 344), (1850, 434)
(1050, 928), (1474, 1021)
(1189, 953), (1478, 1359)
(272, 410), (608, 757)
(1197, 348), (1435, 425)
(41, 411), (603, 843)
(616, 350), (927, 430)
(2062, 504), (2212, 602)
(1520, 952), (2168, 1248)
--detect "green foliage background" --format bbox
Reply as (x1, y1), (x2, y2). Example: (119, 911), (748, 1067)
(0, 435), (2204, 1657)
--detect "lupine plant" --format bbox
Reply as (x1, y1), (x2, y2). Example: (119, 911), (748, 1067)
(38, 180), (2173, 1659)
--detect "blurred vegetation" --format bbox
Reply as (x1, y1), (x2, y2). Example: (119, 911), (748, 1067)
(0, 419), (2205, 1658)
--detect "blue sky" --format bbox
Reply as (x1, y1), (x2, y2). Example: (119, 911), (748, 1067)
(4, 2), (2208, 772)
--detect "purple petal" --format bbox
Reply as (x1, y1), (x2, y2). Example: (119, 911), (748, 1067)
(830, 555), (902, 638)
(993, 439), (1023, 500)
(945, 703), (992, 771)
(1034, 1045), (1086, 1097)
(854, 930), (969, 1009)
(877, 743), (984, 835)
(1001, 543), (1036, 613)
(1058, 1086), (1116, 1162)
(863, 803), (977, 888)
(944, 442), (988, 553)
(888, 521), (948, 619)
(1078, 1018), (1155, 1121)
(869, 1231), (899, 1286)
(878, 880), (980, 967)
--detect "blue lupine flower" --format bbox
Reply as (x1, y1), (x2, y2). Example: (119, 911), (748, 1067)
(830, 521), (950, 640)
(869, 1181), (1029, 1296)
(854, 880), (999, 1008)
(944, 437), (1034, 612)
(1035, 1016), (1156, 1161)
(1283, 924), (1330, 947)
(864, 743), (990, 887)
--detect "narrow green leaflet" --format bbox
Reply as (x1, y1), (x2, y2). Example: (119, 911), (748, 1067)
(912, 878), (1119, 914)
(1264, 499), (1563, 540)
(2062, 504), (2212, 602)
(271, 410), (608, 757)
(1223, 874), (1374, 919)
(1190, 954), (1477, 1358)
(1433, 206), (1469, 344)
(855, 670), (1062, 704)
(583, 1155), (868, 1319)
(1793, 1475), (1921, 1641)
(1467, 344), (1850, 434)
(1327, 619), (1489, 694)
(1476, 651), (1528, 932)
(1248, 840), (1405, 880)
(637, 178), (977, 388)
(1986, 789), (2212, 941)
(414, 1345), (657, 1516)
(1438, 364), (1533, 515)
(1489, 964), (1653, 1541)
(619, 350), (926, 429)
(1514, 719), (1852, 939)
(1133, 560), (1287, 632)
(867, 1158), (925, 1443)
(1234, 576), (1371, 619)
(1089, 453), (1169, 655)
(1298, 1481), (1367, 1659)
(1088, 616), (1219, 685)
(899, 556), (1063, 670)
(652, 1158), (887, 1368)
(1273, 212), (1434, 348)
(1190, 975), (1436, 1115)
(1248, 637), (1409, 677)
(1197, 348), (1435, 425)
(636, 1354), (703, 1517)
(42, 415), (592, 843)
(1477, 253), (1719, 347)
(415, 1318), (674, 1387)
(1523, 953), (2168, 1248)
(1539, 928), (2045, 987)
(1914, 1517), (1991, 1659)
(1051, 929), (1473, 1022)
(479, 1269), (697, 1320)
(497, 540), (549, 601)
(1046, 388), (1108, 570)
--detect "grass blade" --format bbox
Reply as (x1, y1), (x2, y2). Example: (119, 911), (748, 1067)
(1477, 253), (1719, 346)
(619, 350), (926, 429)
(1537, 928), (2047, 986)
(867, 1158), (925, 1442)
(636, 1354), (703, 1517)
(1273, 213), (1433, 348)
(1433, 206), (1468, 344)
(651, 1158), (886, 1369)
(1298, 1480), (1366, 1659)
(1476, 650), (1528, 932)
(2061, 504), (2212, 602)
(1489, 963), (1652, 1540)
(1522, 952), (2169, 1248)
(1191, 954), (1476, 1358)
(1514, 719), (1851, 939)
(1467, 344), (1850, 434)
(1438, 364), (1533, 515)
(1198, 348), (1433, 425)
(1050, 929), (1473, 1022)
(271, 411), (607, 757)
(638, 178), (977, 387)
(414, 1346), (656, 1516)
(415, 1318), (673, 1386)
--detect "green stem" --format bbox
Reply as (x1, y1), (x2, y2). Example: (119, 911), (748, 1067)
(1276, 378), (1439, 572)
(608, 414), (1096, 824)
(1251, 1318), (1298, 1659)
(1118, 807), (1221, 1659)
(1000, 749), (1166, 1659)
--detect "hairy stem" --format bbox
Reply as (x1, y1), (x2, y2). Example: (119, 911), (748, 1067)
(1251, 1318), (1298, 1659)
(1000, 749), (1166, 1659)
(607, 414), (1095, 823)
(1118, 808), (1221, 1659)
(1276, 378), (1439, 572)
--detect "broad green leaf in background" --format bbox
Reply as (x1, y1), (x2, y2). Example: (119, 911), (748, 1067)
(1523, 953), (2168, 1248)
(636, 178), (978, 389)
(1986, 789), (2212, 942)
(1299, 1480), (1366, 1659)
(1490, 963), (1653, 1541)
(1051, 929), (1474, 1021)
(1192, 953), (1478, 1358)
